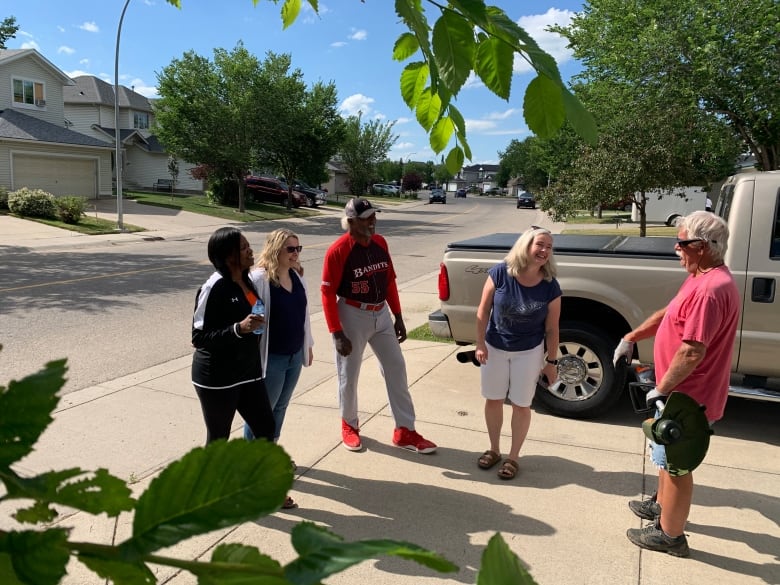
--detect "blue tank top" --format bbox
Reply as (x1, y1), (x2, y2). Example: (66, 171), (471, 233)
(485, 262), (561, 351)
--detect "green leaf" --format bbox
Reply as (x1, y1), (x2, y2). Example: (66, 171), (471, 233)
(13, 500), (57, 524)
(280, 0), (302, 29)
(448, 0), (489, 27)
(78, 555), (155, 585)
(430, 116), (455, 153)
(477, 533), (539, 585)
(448, 104), (466, 136)
(432, 11), (475, 94)
(0, 360), (66, 468)
(475, 36), (514, 100)
(523, 74), (565, 139)
(395, 0), (432, 60)
(445, 146), (466, 174)
(285, 522), (458, 585)
(399, 62), (429, 109)
(124, 440), (292, 555)
(8, 468), (134, 521)
(392, 32), (420, 61)
(562, 88), (598, 146)
(415, 88), (442, 132)
(0, 529), (69, 585)
(188, 543), (288, 584)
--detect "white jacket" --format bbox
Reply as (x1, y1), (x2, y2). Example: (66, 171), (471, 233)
(249, 267), (314, 376)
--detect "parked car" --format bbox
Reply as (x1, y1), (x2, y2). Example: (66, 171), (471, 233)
(245, 176), (305, 207)
(485, 187), (502, 196)
(372, 183), (400, 196)
(516, 191), (536, 209)
(429, 188), (447, 204)
(598, 197), (634, 212)
(455, 188), (467, 198)
(283, 178), (327, 207)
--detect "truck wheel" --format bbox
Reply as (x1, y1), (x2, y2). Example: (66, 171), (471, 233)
(534, 322), (625, 418)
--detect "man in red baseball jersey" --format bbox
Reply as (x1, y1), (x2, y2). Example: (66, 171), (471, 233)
(321, 198), (437, 454)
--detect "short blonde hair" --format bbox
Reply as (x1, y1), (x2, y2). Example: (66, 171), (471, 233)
(258, 228), (299, 286)
(504, 226), (557, 280)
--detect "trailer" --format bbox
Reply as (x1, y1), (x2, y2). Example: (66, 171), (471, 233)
(631, 187), (708, 225)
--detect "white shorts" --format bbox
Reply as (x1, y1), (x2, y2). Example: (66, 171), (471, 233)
(480, 341), (544, 406)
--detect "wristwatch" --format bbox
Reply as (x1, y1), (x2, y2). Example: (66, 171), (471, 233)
(545, 357), (558, 365)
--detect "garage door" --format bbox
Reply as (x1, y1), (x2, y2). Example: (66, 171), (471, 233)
(13, 154), (97, 197)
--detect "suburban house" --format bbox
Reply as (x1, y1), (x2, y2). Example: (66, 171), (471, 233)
(442, 163), (501, 193)
(0, 49), (113, 197)
(63, 75), (203, 193)
(323, 159), (350, 196)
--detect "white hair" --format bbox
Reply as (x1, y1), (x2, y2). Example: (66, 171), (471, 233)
(680, 211), (729, 263)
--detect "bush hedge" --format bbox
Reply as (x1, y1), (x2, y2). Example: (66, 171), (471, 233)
(0, 186), (8, 210)
(55, 196), (87, 224)
(8, 187), (58, 219)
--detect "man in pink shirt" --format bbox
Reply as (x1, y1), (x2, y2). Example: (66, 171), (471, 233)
(614, 211), (739, 557)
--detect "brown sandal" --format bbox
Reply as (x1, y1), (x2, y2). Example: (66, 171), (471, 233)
(497, 459), (519, 480)
(282, 496), (298, 509)
(477, 450), (501, 469)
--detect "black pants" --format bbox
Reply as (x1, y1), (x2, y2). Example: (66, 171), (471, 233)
(194, 379), (275, 444)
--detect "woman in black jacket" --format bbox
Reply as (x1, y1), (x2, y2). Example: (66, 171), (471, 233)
(191, 227), (275, 444)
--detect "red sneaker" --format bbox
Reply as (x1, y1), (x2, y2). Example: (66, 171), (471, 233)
(392, 427), (437, 454)
(341, 419), (362, 451)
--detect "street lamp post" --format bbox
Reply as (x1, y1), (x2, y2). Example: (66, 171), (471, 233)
(114, 0), (132, 232)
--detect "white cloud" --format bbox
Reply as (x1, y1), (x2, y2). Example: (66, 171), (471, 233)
(65, 69), (92, 78)
(465, 119), (498, 133)
(395, 117), (412, 125)
(79, 58), (90, 66)
(330, 41), (347, 48)
(463, 72), (484, 90)
(349, 29), (367, 41)
(143, 0), (155, 5)
(20, 41), (41, 50)
(58, 46), (76, 55)
(19, 30), (34, 38)
(485, 109), (518, 121)
(340, 93), (374, 116)
(79, 22), (100, 33)
(514, 9), (575, 74)
(57, 26), (66, 33)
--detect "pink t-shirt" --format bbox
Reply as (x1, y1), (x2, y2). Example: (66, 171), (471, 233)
(654, 266), (740, 422)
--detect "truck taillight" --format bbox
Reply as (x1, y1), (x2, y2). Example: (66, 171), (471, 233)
(438, 262), (450, 301)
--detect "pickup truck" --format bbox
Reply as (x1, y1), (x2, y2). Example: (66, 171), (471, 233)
(429, 171), (780, 418)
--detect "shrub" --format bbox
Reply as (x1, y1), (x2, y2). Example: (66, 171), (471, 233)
(0, 186), (8, 210)
(8, 187), (58, 219)
(55, 196), (87, 224)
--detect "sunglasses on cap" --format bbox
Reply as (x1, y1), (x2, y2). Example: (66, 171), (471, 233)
(285, 245), (303, 253)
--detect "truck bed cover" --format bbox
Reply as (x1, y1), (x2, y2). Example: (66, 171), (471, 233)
(447, 233), (679, 259)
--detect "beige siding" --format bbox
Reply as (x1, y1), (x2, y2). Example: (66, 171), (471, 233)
(64, 105), (111, 142)
(3, 143), (112, 196)
(1, 59), (68, 126)
(124, 149), (202, 192)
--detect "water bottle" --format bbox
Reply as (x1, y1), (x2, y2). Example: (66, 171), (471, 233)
(251, 299), (265, 335)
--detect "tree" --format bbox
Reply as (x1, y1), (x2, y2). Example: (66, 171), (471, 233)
(550, 81), (740, 234)
(557, 0), (780, 170)
(162, 0), (598, 173)
(154, 43), (265, 212)
(339, 114), (398, 196)
(166, 155), (179, 195)
(253, 52), (344, 209)
(0, 16), (18, 49)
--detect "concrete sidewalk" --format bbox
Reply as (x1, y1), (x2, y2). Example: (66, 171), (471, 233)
(4, 273), (778, 585)
(2, 200), (778, 584)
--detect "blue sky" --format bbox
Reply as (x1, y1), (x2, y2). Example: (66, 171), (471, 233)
(7, 0), (584, 165)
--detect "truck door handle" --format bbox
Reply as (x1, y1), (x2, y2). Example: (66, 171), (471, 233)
(751, 277), (775, 303)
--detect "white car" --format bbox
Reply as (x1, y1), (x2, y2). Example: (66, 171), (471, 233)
(372, 183), (400, 195)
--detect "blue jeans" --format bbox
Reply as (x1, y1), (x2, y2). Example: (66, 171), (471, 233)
(244, 348), (304, 441)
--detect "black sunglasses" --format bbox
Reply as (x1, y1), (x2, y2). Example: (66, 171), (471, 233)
(675, 238), (704, 248)
(285, 245), (303, 253)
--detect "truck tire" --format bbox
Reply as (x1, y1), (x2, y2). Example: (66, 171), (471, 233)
(534, 321), (625, 418)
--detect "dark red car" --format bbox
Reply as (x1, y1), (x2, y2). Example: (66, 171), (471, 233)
(245, 176), (306, 208)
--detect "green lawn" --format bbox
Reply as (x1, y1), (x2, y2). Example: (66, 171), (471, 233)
(406, 323), (455, 344)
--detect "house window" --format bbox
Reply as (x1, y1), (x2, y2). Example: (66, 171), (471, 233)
(133, 112), (149, 129)
(12, 78), (45, 106)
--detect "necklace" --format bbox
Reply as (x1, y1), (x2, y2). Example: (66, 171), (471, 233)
(697, 263), (724, 274)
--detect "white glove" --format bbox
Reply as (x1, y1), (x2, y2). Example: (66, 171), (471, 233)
(613, 338), (635, 367)
(645, 388), (667, 411)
